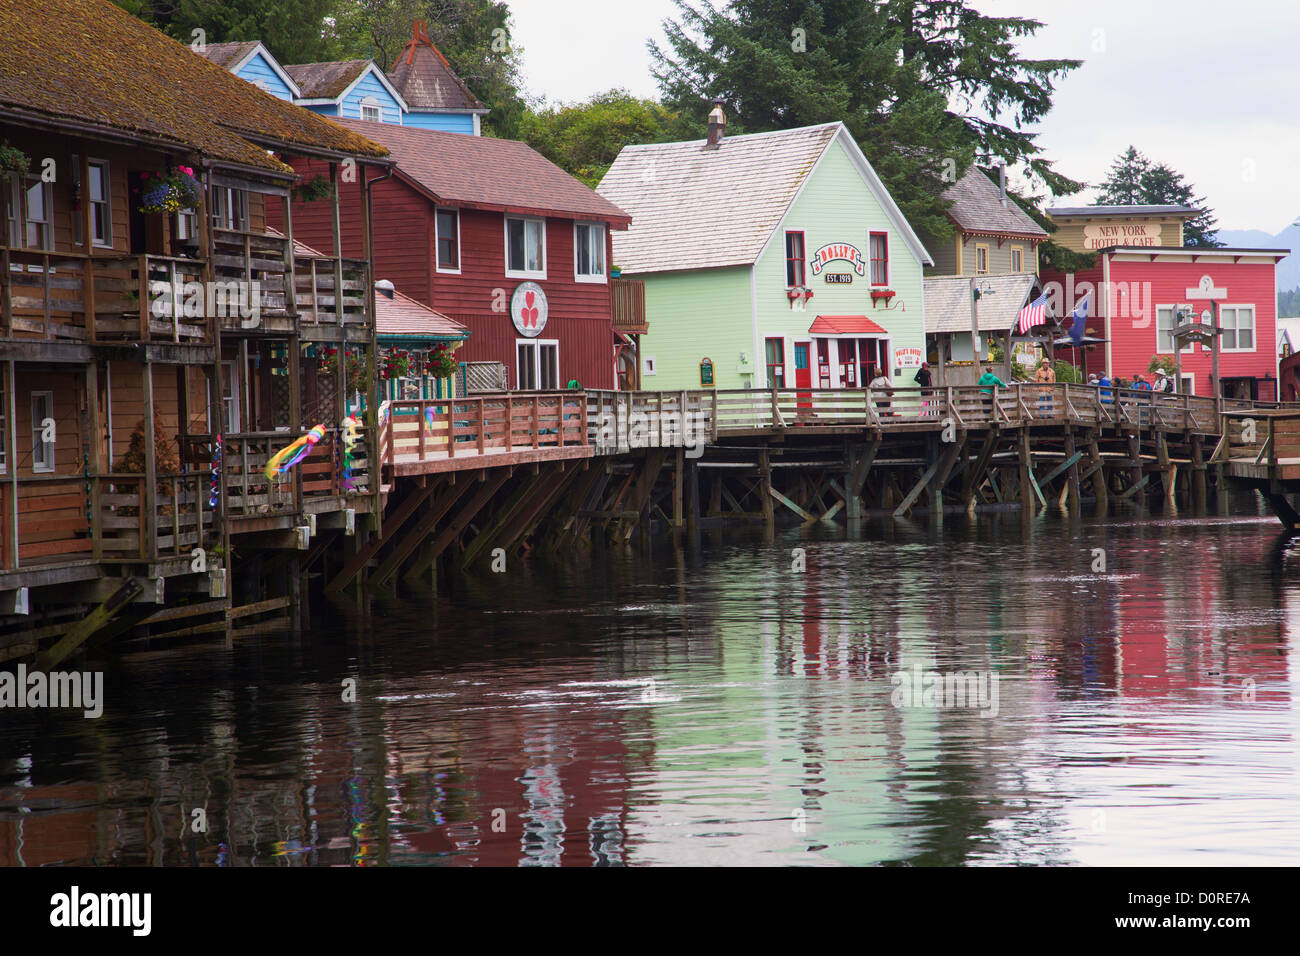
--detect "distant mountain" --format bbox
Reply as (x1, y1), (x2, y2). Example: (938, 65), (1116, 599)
(1217, 224), (1300, 291)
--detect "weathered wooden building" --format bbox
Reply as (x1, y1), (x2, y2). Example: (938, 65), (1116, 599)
(0, 0), (390, 661)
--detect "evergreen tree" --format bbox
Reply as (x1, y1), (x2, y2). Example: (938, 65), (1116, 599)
(650, 0), (1082, 239)
(1094, 146), (1149, 205)
(147, 0), (338, 64)
(1094, 146), (1223, 247)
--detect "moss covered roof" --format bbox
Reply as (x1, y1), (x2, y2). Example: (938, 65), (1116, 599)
(284, 60), (373, 100)
(0, 0), (388, 173)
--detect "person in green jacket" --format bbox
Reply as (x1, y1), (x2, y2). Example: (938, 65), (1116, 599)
(978, 368), (1006, 420)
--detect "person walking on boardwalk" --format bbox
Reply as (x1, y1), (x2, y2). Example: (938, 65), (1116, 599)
(978, 366), (1006, 421)
(870, 370), (894, 417)
(1034, 358), (1055, 418)
(1098, 373), (1113, 406)
(914, 361), (933, 417)
(1132, 372), (1152, 424)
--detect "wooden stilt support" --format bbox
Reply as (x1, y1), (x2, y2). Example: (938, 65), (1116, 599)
(397, 469), (513, 587)
(37, 578), (144, 669)
(893, 461), (939, 518)
(1088, 432), (1109, 512)
(458, 469), (544, 569)
(368, 477), (478, 591)
(1191, 433), (1207, 513)
(325, 479), (442, 593)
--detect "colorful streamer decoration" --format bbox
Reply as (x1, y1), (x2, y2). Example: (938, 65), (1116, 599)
(208, 434), (222, 508)
(340, 416), (361, 491)
(264, 424), (327, 481)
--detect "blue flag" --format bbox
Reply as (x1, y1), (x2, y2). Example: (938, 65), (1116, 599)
(1069, 292), (1091, 347)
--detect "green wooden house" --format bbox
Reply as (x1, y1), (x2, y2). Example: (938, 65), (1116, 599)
(598, 117), (932, 393)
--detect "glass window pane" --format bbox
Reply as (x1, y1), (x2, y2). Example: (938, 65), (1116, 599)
(526, 220), (542, 271)
(508, 219), (524, 271)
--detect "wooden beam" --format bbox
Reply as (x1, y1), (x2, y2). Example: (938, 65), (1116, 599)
(459, 469), (545, 569)
(767, 485), (817, 523)
(36, 578), (143, 669)
(893, 461), (939, 518)
(324, 479), (442, 592)
(398, 469), (514, 585)
(369, 476), (478, 589)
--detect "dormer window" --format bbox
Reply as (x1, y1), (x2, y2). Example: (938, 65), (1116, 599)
(360, 97), (383, 123)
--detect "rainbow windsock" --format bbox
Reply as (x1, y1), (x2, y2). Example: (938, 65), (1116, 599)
(265, 424), (327, 480)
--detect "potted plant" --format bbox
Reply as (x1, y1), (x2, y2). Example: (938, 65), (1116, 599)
(427, 343), (459, 379)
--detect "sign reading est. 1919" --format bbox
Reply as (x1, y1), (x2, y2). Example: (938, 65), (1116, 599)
(824, 273), (853, 284)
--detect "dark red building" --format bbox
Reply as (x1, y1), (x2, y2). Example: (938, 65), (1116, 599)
(277, 118), (631, 389)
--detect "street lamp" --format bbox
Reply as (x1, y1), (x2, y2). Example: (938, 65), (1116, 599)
(970, 278), (995, 368)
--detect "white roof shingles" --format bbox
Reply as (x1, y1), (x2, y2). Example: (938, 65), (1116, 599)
(601, 122), (933, 276)
(599, 124), (836, 274)
(924, 273), (1037, 334)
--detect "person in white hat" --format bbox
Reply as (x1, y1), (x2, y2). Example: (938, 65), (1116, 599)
(1154, 369), (1172, 393)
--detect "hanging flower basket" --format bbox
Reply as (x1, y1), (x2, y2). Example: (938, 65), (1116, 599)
(427, 343), (459, 378)
(137, 166), (201, 215)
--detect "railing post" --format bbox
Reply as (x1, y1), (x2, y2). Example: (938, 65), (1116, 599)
(418, 400), (427, 461)
(579, 391), (588, 447)
(770, 385), (779, 428)
(530, 396), (539, 449)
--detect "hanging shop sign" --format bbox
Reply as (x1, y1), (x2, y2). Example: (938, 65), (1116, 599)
(810, 243), (866, 277)
(894, 347), (923, 369)
(511, 281), (549, 337)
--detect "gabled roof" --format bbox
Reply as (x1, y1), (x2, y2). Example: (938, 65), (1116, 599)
(923, 272), (1037, 334)
(285, 59), (407, 110)
(197, 39), (303, 99)
(0, 0), (387, 173)
(197, 41), (260, 70)
(330, 117), (630, 226)
(943, 166), (1047, 239)
(597, 122), (931, 274)
(388, 21), (487, 115)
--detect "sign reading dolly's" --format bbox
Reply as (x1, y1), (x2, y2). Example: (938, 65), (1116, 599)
(810, 243), (866, 277)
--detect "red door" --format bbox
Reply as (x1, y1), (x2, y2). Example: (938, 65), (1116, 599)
(794, 342), (812, 409)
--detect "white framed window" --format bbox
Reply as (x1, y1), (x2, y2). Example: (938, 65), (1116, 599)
(175, 206), (198, 242)
(88, 159), (112, 248)
(359, 97), (383, 123)
(71, 155), (83, 246)
(6, 175), (53, 250)
(209, 360), (241, 433)
(435, 208), (460, 273)
(516, 338), (559, 390)
(573, 222), (606, 283)
(211, 186), (247, 232)
(31, 391), (54, 473)
(1156, 304), (1197, 353)
(505, 215), (546, 279)
(1219, 305), (1256, 351)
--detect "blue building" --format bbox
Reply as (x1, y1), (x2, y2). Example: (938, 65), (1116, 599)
(196, 24), (487, 135)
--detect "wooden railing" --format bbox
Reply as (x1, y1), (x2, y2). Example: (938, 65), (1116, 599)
(211, 230), (371, 333)
(97, 472), (215, 562)
(611, 277), (648, 334)
(1, 248), (209, 343)
(378, 393), (588, 467)
(584, 384), (1266, 447)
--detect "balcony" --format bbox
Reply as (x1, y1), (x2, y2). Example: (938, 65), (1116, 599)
(611, 277), (647, 334)
(212, 230), (371, 337)
(1, 247), (210, 345)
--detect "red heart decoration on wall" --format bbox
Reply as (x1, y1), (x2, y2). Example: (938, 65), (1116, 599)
(522, 307), (538, 327)
(525, 291), (535, 308)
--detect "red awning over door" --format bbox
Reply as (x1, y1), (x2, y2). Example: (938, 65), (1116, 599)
(809, 315), (887, 336)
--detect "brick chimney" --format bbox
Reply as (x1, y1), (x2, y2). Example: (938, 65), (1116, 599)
(706, 104), (726, 149)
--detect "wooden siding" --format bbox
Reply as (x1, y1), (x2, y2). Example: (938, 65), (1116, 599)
(276, 156), (619, 388)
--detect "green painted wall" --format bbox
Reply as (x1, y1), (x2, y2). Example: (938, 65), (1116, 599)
(635, 266), (755, 390)
(753, 137), (927, 392)
(628, 132), (928, 393)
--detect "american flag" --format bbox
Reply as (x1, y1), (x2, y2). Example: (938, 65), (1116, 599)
(1016, 291), (1050, 334)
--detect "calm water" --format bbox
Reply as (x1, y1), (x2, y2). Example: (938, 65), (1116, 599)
(3, 503), (1299, 866)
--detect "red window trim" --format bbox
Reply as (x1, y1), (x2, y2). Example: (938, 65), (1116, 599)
(869, 231), (889, 286)
(764, 335), (786, 387)
(785, 230), (806, 288)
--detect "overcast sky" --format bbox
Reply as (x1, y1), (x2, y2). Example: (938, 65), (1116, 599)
(508, 0), (1300, 234)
